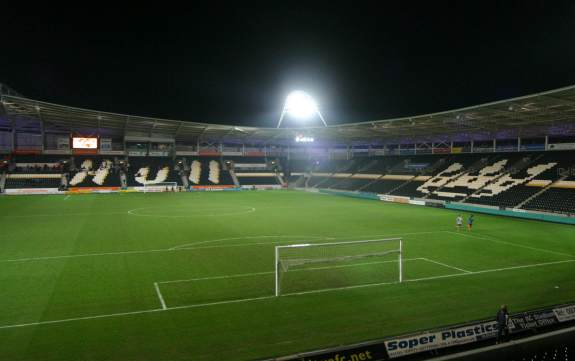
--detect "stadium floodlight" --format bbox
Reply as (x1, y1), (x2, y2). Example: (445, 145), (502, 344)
(295, 135), (314, 143)
(277, 91), (327, 128)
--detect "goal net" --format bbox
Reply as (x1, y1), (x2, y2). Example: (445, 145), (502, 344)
(275, 238), (403, 296)
(143, 182), (179, 193)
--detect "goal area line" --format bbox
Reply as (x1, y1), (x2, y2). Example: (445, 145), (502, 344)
(1, 258), (572, 331)
(153, 257), (573, 309)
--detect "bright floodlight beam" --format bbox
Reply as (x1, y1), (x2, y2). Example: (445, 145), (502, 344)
(277, 91), (327, 128)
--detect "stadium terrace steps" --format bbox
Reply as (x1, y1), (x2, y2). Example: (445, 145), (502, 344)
(287, 174), (305, 187)
(179, 158), (235, 186)
(518, 174), (572, 212)
(389, 179), (425, 197)
(191, 158), (233, 186)
(287, 150), (575, 215)
(188, 159), (202, 185)
(420, 156), (496, 200)
(4, 175), (62, 189)
(69, 158), (121, 187)
(236, 176), (280, 185)
(2, 151), (574, 215)
(361, 179), (406, 194)
(523, 187), (575, 213)
(460, 156), (532, 202)
(128, 157), (180, 187)
(328, 177), (373, 191)
(221, 156), (282, 186)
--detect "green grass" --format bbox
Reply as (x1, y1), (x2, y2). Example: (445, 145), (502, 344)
(0, 190), (574, 361)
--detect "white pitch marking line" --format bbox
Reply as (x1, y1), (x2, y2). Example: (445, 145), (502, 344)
(126, 206), (256, 218)
(0, 229), (565, 265)
(405, 259), (575, 283)
(154, 282), (167, 310)
(0, 296), (277, 331)
(0, 248), (170, 263)
(0, 259), (573, 331)
(421, 257), (472, 274)
(170, 229), (444, 250)
(0, 240), (327, 264)
(0, 204), (268, 219)
(0, 308), (165, 330)
(0, 232), (426, 264)
(158, 258), (425, 284)
(281, 259), (575, 296)
(321, 231), (445, 243)
(446, 231), (574, 258)
(160, 271), (274, 284)
(170, 235), (334, 250)
(167, 295), (276, 311)
(64, 195), (70, 200)
(0, 211), (128, 218)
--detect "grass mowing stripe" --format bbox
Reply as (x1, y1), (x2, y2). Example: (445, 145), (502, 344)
(1, 259), (571, 331)
(1, 191), (573, 361)
(446, 231), (574, 257)
(158, 258), (424, 284)
(0, 232), (445, 264)
(0, 240), (330, 263)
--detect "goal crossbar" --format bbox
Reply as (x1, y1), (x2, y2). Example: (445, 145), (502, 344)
(276, 237), (402, 249)
(275, 237), (403, 296)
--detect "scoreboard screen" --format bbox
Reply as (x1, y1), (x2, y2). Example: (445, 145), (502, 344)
(72, 137), (98, 149)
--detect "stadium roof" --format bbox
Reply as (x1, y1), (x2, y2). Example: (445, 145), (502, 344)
(2, 85), (575, 145)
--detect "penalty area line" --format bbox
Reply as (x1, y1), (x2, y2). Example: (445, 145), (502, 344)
(420, 257), (472, 273)
(280, 259), (575, 296)
(446, 231), (574, 258)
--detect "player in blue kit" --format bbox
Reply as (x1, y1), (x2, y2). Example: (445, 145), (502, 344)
(467, 214), (474, 231)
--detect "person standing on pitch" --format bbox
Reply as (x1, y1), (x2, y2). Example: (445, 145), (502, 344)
(467, 214), (474, 231)
(496, 304), (510, 344)
(456, 214), (463, 230)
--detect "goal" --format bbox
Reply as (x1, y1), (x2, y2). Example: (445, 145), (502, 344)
(143, 182), (179, 193)
(275, 238), (403, 296)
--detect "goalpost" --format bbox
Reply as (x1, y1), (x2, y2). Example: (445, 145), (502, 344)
(275, 237), (403, 296)
(142, 182), (179, 193)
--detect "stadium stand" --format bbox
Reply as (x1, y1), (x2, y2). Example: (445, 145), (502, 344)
(128, 157), (180, 186)
(523, 187), (575, 214)
(4, 150), (573, 211)
(188, 159), (202, 185)
(2, 155), (67, 189)
(226, 157), (282, 186)
(280, 150), (575, 215)
(4, 174), (62, 189)
(69, 157), (121, 187)
(203, 158), (233, 185)
(361, 178), (408, 194)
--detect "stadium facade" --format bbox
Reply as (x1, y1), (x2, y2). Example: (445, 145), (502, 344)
(2, 83), (575, 151)
(1, 83), (574, 219)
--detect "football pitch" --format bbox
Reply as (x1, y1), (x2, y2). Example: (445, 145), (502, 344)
(0, 190), (574, 361)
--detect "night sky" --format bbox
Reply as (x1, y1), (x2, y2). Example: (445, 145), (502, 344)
(2, 2), (575, 128)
